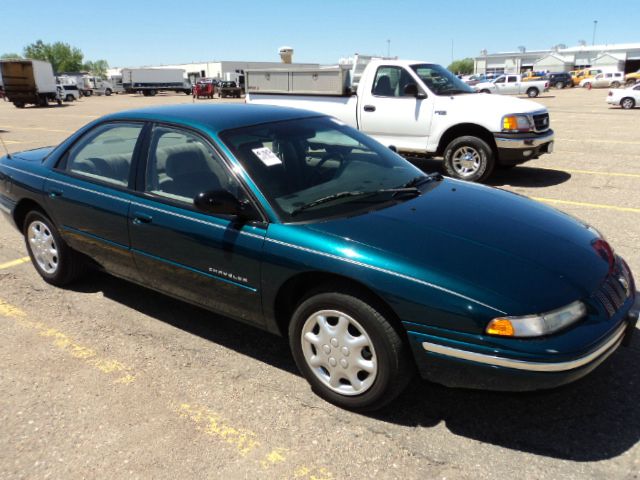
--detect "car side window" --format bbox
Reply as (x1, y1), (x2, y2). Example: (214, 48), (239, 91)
(507, 76), (517, 83)
(494, 76), (505, 84)
(65, 123), (143, 187)
(145, 126), (242, 205)
(371, 66), (414, 97)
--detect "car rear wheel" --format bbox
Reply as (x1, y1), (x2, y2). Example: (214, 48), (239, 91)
(65, 94), (74, 102)
(526, 87), (539, 98)
(23, 211), (86, 286)
(555, 81), (564, 89)
(610, 81), (621, 89)
(621, 97), (635, 109)
(289, 291), (412, 411)
(443, 136), (494, 182)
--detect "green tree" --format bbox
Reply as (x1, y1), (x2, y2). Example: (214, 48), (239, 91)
(23, 40), (84, 72)
(83, 59), (109, 78)
(447, 58), (474, 75)
(1, 53), (22, 59)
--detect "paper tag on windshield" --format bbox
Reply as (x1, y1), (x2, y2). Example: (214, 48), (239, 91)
(252, 147), (282, 166)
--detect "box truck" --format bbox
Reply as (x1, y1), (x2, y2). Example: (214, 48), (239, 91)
(0, 59), (61, 108)
(121, 68), (192, 96)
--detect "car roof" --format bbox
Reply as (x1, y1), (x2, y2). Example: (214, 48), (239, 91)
(101, 104), (323, 133)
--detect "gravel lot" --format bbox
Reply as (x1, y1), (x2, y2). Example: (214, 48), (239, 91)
(0, 89), (639, 480)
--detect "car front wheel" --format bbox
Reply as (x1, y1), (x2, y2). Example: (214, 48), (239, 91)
(289, 291), (412, 411)
(526, 87), (539, 97)
(443, 135), (494, 182)
(23, 211), (85, 286)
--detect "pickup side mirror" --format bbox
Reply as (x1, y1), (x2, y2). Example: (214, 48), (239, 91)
(194, 190), (245, 216)
(403, 83), (427, 99)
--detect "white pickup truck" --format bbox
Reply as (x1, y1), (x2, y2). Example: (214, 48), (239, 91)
(474, 74), (549, 98)
(246, 59), (554, 182)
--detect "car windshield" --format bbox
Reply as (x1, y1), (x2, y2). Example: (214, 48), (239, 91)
(410, 63), (475, 95)
(219, 116), (435, 222)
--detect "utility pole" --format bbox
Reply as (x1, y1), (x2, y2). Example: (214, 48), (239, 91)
(592, 20), (598, 45)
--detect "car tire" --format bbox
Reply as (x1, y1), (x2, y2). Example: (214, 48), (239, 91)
(105, 88), (112, 96)
(443, 135), (495, 182)
(526, 87), (539, 98)
(289, 290), (413, 411)
(65, 94), (74, 102)
(554, 81), (564, 89)
(583, 82), (591, 89)
(621, 97), (635, 109)
(480, 89), (491, 94)
(23, 211), (86, 286)
(148, 89), (157, 97)
(610, 81), (621, 89)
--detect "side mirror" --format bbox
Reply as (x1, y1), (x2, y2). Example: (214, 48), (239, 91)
(194, 190), (244, 216)
(403, 83), (427, 99)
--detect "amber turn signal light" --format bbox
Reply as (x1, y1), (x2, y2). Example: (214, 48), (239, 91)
(486, 318), (515, 337)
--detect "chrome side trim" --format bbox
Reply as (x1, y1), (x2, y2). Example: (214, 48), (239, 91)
(421, 322), (627, 372)
(494, 130), (554, 150)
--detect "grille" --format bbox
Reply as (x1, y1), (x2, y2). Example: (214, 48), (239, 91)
(593, 261), (633, 318)
(532, 113), (550, 132)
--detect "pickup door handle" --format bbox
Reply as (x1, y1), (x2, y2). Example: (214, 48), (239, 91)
(47, 188), (63, 198)
(363, 105), (376, 112)
(132, 212), (153, 224)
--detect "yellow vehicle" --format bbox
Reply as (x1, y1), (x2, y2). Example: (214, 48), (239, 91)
(572, 68), (602, 86)
(625, 69), (640, 86)
(522, 71), (547, 82)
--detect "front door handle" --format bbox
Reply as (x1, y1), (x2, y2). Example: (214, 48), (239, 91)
(132, 212), (153, 224)
(363, 105), (376, 112)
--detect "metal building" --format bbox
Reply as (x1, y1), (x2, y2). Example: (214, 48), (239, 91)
(474, 43), (640, 74)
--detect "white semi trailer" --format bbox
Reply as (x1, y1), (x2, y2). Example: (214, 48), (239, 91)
(121, 68), (192, 96)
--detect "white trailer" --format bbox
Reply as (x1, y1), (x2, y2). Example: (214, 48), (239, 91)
(0, 59), (60, 108)
(121, 68), (192, 96)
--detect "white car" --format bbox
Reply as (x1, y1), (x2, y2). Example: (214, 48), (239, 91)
(580, 72), (624, 89)
(56, 84), (80, 102)
(607, 84), (640, 109)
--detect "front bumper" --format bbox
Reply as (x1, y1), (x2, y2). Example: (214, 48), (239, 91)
(494, 129), (555, 165)
(408, 307), (638, 392)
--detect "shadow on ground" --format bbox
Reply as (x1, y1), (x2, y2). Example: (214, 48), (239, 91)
(408, 157), (572, 188)
(71, 269), (639, 462)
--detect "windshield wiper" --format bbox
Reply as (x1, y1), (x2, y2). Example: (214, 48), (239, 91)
(400, 172), (443, 189)
(290, 187), (422, 216)
(439, 88), (472, 95)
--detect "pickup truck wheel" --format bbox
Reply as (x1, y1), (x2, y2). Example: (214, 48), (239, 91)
(526, 87), (539, 98)
(621, 97), (636, 109)
(105, 88), (112, 96)
(289, 291), (412, 411)
(23, 211), (86, 286)
(610, 81), (621, 89)
(555, 81), (564, 89)
(443, 136), (494, 182)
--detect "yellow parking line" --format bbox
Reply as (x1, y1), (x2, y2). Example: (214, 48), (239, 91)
(538, 167), (640, 179)
(532, 197), (640, 213)
(0, 256), (31, 269)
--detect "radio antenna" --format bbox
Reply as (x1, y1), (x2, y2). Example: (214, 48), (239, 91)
(0, 134), (12, 159)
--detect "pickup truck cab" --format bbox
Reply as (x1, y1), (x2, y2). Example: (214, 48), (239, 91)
(247, 60), (554, 182)
(474, 74), (549, 98)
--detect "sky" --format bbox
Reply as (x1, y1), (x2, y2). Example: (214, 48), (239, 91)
(1, 0), (639, 68)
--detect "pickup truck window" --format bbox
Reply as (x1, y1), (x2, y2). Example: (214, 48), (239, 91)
(219, 117), (426, 222)
(372, 66), (416, 97)
(507, 76), (518, 83)
(410, 64), (474, 95)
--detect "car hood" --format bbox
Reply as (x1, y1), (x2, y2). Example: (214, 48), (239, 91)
(305, 180), (608, 315)
(450, 91), (544, 113)
(10, 147), (54, 162)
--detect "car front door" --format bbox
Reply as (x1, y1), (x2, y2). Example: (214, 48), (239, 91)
(505, 75), (520, 94)
(44, 121), (145, 282)
(128, 124), (266, 326)
(358, 65), (433, 151)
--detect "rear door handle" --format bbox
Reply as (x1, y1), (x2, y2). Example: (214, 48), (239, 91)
(132, 212), (153, 224)
(363, 105), (376, 112)
(47, 188), (63, 198)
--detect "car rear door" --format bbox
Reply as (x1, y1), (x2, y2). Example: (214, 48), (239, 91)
(128, 124), (266, 326)
(44, 121), (145, 282)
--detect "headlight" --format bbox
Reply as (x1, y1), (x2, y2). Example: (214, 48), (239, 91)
(502, 114), (533, 133)
(486, 300), (587, 337)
